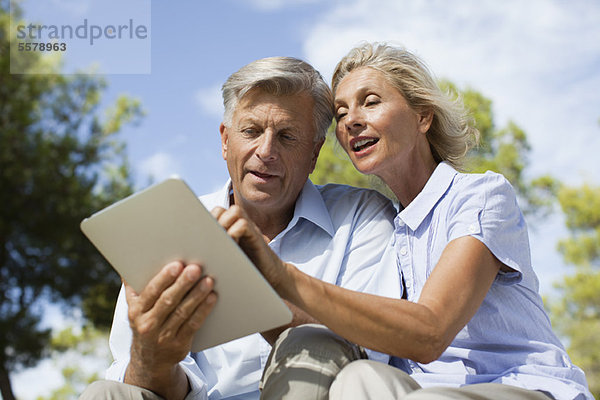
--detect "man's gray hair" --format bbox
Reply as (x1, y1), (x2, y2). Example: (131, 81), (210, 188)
(222, 57), (333, 142)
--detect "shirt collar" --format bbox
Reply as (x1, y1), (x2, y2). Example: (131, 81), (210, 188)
(398, 162), (457, 231)
(290, 179), (335, 237)
(216, 179), (233, 208)
(218, 179), (335, 238)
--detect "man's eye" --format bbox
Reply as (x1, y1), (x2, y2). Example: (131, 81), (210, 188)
(280, 133), (296, 141)
(242, 128), (258, 136)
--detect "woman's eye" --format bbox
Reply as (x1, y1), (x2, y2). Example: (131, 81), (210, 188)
(335, 110), (347, 121)
(365, 97), (380, 106)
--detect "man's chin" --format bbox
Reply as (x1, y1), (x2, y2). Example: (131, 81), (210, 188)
(237, 188), (282, 208)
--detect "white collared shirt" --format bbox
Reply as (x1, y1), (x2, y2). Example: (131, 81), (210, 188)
(106, 179), (398, 399)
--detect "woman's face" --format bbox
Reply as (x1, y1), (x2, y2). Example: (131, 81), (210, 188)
(334, 67), (432, 181)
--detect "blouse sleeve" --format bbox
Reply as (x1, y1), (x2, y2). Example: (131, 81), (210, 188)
(446, 172), (531, 286)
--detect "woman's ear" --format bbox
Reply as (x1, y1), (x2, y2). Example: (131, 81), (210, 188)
(418, 109), (434, 134)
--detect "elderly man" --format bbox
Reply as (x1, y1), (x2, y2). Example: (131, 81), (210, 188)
(80, 57), (397, 399)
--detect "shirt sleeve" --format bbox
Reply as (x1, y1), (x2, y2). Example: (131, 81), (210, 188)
(446, 172), (529, 285)
(105, 285), (209, 399)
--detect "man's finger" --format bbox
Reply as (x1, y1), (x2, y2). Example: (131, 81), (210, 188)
(125, 261), (183, 315)
(162, 275), (215, 336)
(226, 218), (252, 243)
(177, 291), (218, 341)
(211, 206), (227, 220)
(149, 264), (203, 326)
(214, 206), (244, 231)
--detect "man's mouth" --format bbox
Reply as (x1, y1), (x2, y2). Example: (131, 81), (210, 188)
(351, 138), (379, 152)
(250, 171), (276, 179)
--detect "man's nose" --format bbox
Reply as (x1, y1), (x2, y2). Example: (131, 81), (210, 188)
(256, 132), (278, 161)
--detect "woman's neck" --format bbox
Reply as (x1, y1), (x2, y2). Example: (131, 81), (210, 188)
(381, 154), (438, 209)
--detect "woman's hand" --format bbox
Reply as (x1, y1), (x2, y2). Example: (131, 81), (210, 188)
(211, 205), (290, 293)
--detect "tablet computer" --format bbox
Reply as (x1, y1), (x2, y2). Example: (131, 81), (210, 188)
(80, 177), (292, 351)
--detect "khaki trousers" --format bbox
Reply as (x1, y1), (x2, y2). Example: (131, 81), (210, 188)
(260, 325), (553, 400)
(329, 360), (553, 400)
(259, 324), (366, 399)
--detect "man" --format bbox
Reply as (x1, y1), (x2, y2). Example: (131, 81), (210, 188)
(80, 57), (398, 399)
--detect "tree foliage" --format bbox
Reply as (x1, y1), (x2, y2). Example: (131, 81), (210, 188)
(550, 183), (600, 397)
(32, 326), (110, 400)
(0, 4), (142, 399)
(441, 81), (558, 217)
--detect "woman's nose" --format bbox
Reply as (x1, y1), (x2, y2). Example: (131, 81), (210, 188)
(345, 107), (365, 133)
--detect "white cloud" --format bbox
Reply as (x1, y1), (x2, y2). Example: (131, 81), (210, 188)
(302, 0), (600, 185)
(138, 152), (183, 182)
(195, 84), (224, 119)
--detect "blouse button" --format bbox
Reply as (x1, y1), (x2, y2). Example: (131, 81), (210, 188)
(400, 246), (408, 256)
(468, 224), (477, 233)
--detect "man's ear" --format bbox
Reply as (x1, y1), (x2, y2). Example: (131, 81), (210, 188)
(220, 123), (228, 161)
(418, 109), (434, 134)
(309, 138), (325, 173)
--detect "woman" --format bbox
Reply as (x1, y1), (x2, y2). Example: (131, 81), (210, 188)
(213, 43), (592, 399)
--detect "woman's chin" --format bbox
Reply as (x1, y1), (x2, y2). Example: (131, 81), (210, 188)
(353, 160), (379, 177)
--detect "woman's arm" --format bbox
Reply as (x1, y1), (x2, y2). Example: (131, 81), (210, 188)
(212, 206), (503, 363)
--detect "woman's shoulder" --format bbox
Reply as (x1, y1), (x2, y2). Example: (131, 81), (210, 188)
(445, 169), (521, 216)
(453, 169), (514, 193)
(453, 169), (517, 200)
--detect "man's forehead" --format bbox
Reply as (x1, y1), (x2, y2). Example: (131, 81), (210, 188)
(233, 90), (314, 126)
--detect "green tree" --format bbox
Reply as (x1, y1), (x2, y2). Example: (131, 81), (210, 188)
(550, 183), (600, 397)
(35, 326), (110, 400)
(0, 5), (142, 399)
(442, 81), (558, 217)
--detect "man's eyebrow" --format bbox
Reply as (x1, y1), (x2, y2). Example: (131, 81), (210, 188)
(236, 116), (259, 125)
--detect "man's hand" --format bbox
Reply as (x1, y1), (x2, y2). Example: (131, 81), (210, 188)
(211, 205), (290, 292)
(124, 261), (217, 400)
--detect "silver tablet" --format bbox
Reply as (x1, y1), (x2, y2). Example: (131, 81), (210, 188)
(80, 177), (292, 351)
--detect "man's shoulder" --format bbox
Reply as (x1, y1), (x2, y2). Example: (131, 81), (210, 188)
(315, 183), (396, 216)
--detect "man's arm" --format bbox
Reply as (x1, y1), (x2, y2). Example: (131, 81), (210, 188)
(123, 261), (217, 400)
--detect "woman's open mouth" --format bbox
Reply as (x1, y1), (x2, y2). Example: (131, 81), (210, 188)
(352, 138), (379, 152)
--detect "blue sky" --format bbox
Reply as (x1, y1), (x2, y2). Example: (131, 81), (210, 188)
(10, 0), (600, 397)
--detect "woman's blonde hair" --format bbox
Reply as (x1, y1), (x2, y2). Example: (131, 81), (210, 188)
(332, 43), (478, 169)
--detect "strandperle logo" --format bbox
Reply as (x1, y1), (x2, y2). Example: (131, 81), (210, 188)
(16, 19), (149, 45)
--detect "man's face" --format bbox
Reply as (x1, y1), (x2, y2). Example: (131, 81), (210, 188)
(220, 89), (323, 218)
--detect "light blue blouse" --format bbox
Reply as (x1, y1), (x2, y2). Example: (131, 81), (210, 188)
(389, 162), (592, 400)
